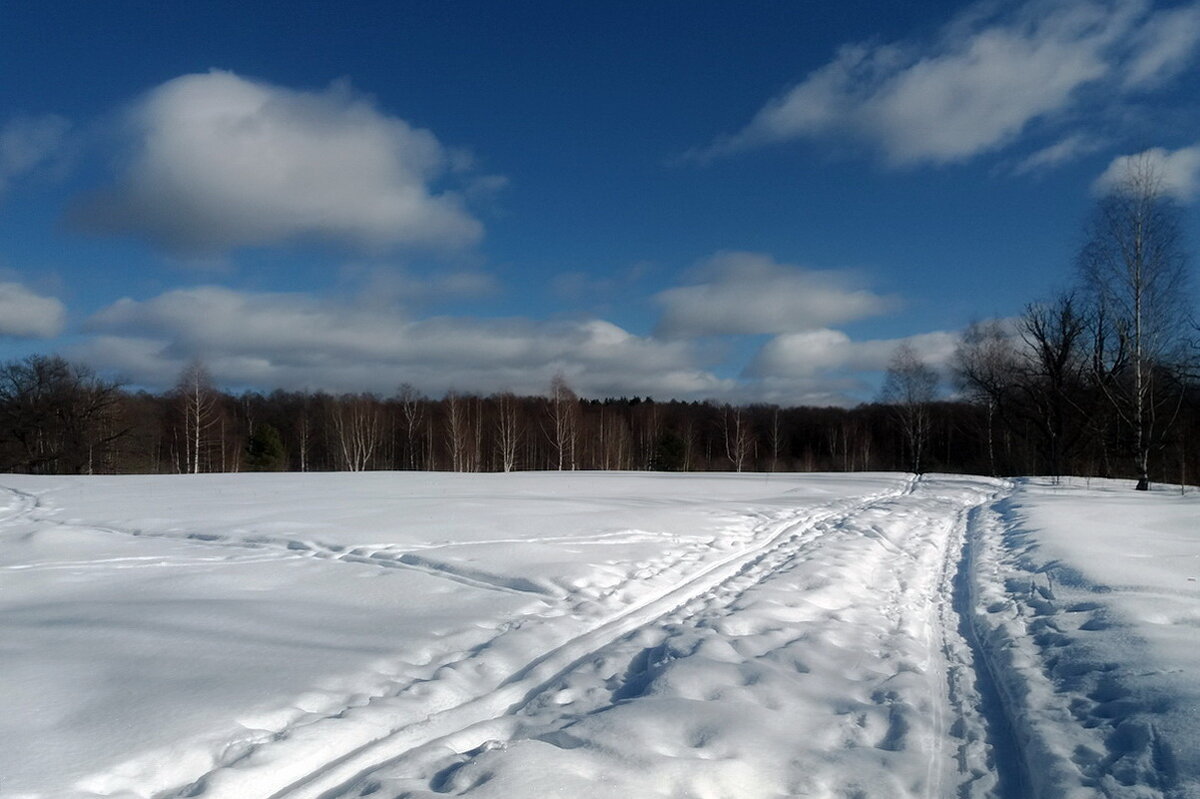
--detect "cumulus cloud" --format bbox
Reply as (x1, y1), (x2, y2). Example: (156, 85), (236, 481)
(81, 286), (729, 398)
(1093, 145), (1200, 200)
(695, 0), (1200, 166)
(655, 251), (894, 338)
(746, 328), (960, 380)
(73, 71), (484, 254)
(0, 114), (70, 196)
(0, 282), (66, 338)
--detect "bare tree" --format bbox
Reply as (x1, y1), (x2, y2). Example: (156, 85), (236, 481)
(721, 403), (754, 472)
(495, 391), (522, 472)
(175, 360), (220, 474)
(955, 320), (1017, 475)
(471, 395), (484, 472)
(0, 355), (127, 474)
(544, 375), (578, 471)
(597, 404), (631, 470)
(956, 298), (1093, 480)
(1079, 155), (1192, 489)
(444, 391), (468, 472)
(294, 393), (313, 472)
(880, 344), (938, 473)
(328, 393), (382, 471)
(768, 406), (783, 471)
(396, 383), (425, 470)
(1017, 295), (1091, 480)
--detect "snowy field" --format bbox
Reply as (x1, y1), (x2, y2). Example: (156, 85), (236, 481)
(0, 471), (1196, 799)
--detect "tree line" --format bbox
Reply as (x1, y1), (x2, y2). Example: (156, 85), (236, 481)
(0, 158), (1195, 487)
(0, 347), (1195, 485)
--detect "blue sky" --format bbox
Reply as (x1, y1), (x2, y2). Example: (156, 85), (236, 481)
(1, 0), (1198, 404)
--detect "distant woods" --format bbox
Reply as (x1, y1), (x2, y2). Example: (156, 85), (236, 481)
(0, 352), (1196, 484)
(0, 362), (996, 476)
(1, 159), (1196, 486)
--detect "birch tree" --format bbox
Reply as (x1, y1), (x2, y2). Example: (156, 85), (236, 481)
(1079, 156), (1191, 490)
(175, 360), (219, 474)
(396, 383), (425, 470)
(444, 391), (468, 472)
(545, 375), (578, 471)
(495, 391), (522, 472)
(880, 344), (938, 474)
(722, 403), (754, 472)
(328, 393), (382, 471)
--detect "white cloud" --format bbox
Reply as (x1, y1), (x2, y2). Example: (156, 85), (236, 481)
(81, 286), (729, 399)
(0, 282), (66, 338)
(1013, 133), (1103, 173)
(0, 114), (70, 196)
(1093, 145), (1200, 200)
(747, 328), (960, 380)
(655, 251), (894, 338)
(73, 71), (484, 254)
(696, 0), (1200, 166)
(1122, 3), (1200, 87)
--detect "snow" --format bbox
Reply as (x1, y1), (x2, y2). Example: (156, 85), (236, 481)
(0, 471), (1196, 798)
(968, 477), (1200, 798)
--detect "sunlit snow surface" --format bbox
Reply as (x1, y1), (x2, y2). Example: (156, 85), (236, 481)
(0, 472), (1196, 798)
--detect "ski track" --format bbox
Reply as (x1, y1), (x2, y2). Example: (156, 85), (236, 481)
(1, 491), (756, 598)
(9, 475), (1097, 799)
(255, 476), (1022, 799)
(337, 476), (1010, 799)
(142, 479), (921, 799)
(7, 475), (1192, 798)
(963, 488), (1200, 799)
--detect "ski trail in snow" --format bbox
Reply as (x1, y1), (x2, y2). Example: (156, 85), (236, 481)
(951, 497), (1029, 799)
(0, 486), (40, 527)
(962, 483), (1200, 799)
(0, 503), (556, 596)
(330, 475), (1011, 799)
(2, 485), (761, 599)
(164, 479), (919, 799)
(275, 479), (1002, 799)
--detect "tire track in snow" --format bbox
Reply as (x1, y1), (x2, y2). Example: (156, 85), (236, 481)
(250, 478), (921, 799)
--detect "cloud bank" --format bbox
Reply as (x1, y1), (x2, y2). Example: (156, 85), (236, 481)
(71, 246), (957, 406)
(655, 252), (894, 338)
(0, 282), (66, 338)
(748, 328), (960, 379)
(696, 0), (1200, 166)
(82, 286), (729, 399)
(73, 71), (485, 255)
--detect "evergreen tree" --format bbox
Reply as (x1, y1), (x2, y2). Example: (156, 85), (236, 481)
(245, 423), (286, 471)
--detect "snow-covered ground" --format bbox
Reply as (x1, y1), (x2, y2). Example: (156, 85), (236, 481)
(969, 477), (1200, 799)
(0, 472), (1195, 798)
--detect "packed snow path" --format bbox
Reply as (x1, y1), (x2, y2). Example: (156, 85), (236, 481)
(1, 472), (1197, 798)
